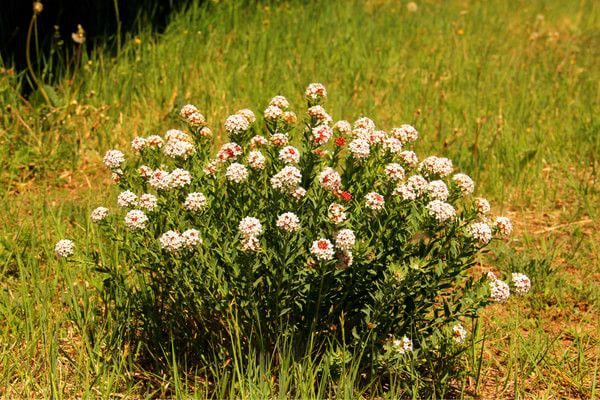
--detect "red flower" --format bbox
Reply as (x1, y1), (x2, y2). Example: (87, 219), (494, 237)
(335, 137), (346, 147)
(339, 191), (352, 202)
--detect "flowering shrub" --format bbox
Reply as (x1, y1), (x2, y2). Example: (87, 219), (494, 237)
(58, 84), (530, 393)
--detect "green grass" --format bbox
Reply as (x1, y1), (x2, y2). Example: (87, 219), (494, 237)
(1, 0), (598, 397)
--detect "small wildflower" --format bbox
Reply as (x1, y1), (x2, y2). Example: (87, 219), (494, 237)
(365, 192), (385, 211)
(55, 239), (75, 258)
(238, 217), (263, 238)
(217, 142), (243, 162)
(495, 217), (513, 237)
(453, 173), (475, 195)
(348, 139), (370, 160)
(184, 192), (208, 212)
(384, 163), (405, 182)
(512, 273), (531, 295)
(427, 180), (449, 201)
(138, 194), (158, 212)
(392, 336), (413, 354)
(335, 229), (355, 250)
(312, 125), (333, 146)
(271, 166), (302, 192)
(224, 114), (250, 137)
(248, 150), (267, 170)
(103, 149), (125, 169)
(305, 83), (327, 102)
(382, 137), (402, 153)
(307, 105), (332, 124)
(180, 104), (198, 119)
(225, 163), (249, 183)
(328, 203), (347, 224)
(241, 236), (261, 252)
(269, 95), (289, 109)
(333, 120), (352, 135)
(466, 222), (492, 244)
(476, 198), (491, 216)
(160, 230), (183, 253)
(490, 279), (510, 303)
(182, 229), (202, 248)
(91, 207), (109, 222)
(426, 200), (456, 223)
(420, 156), (454, 177)
(124, 210), (148, 230)
(276, 212), (301, 233)
(391, 124), (418, 144)
(269, 133), (289, 146)
(279, 146), (300, 164)
(319, 167), (342, 192)
(400, 150), (419, 168)
(169, 168), (192, 188)
(236, 109), (256, 124)
(264, 105), (283, 122)
(131, 137), (147, 152)
(452, 324), (467, 344)
(117, 190), (138, 208)
(310, 238), (335, 261)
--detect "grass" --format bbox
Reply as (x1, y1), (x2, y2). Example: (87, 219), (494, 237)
(1, 0), (598, 397)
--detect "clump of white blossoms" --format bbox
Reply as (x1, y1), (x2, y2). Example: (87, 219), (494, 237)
(117, 190), (138, 208)
(279, 146), (300, 164)
(124, 210), (148, 230)
(276, 212), (301, 233)
(489, 278), (511, 303)
(310, 238), (335, 261)
(495, 216), (513, 237)
(511, 273), (531, 295)
(55, 239), (75, 258)
(160, 230), (184, 253)
(103, 149), (125, 170)
(365, 192), (385, 211)
(91, 206), (109, 222)
(466, 222), (493, 244)
(452, 324), (467, 344)
(334, 229), (355, 250)
(392, 336), (413, 354)
(225, 114), (251, 137)
(184, 192), (208, 212)
(348, 138), (370, 160)
(319, 167), (342, 192)
(426, 200), (456, 223)
(239, 217), (263, 239)
(66, 83), (530, 384)
(226, 163), (249, 183)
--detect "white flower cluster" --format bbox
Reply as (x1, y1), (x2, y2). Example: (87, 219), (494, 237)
(184, 192), (208, 212)
(139, 193), (158, 211)
(305, 82), (327, 101)
(426, 200), (456, 223)
(312, 125), (333, 146)
(239, 217), (263, 252)
(511, 273), (531, 295)
(495, 216), (513, 237)
(333, 120), (352, 135)
(365, 192), (385, 211)
(224, 113), (251, 137)
(55, 239), (75, 258)
(392, 336), (413, 354)
(328, 203), (347, 225)
(452, 324), (467, 344)
(308, 105), (332, 125)
(163, 130), (196, 160)
(452, 173), (475, 195)
(269, 133), (289, 146)
(248, 150), (266, 170)
(466, 222), (493, 244)
(310, 238), (335, 261)
(427, 180), (449, 201)
(160, 229), (202, 253)
(390, 124), (418, 144)
(103, 149), (125, 170)
(319, 167), (341, 192)
(271, 166), (302, 193)
(420, 156), (454, 177)
(91, 206), (109, 222)
(382, 136), (402, 153)
(180, 104), (206, 128)
(476, 198), (491, 216)
(348, 138), (370, 160)
(489, 278), (511, 303)
(124, 210), (148, 230)
(276, 212), (301, 233)
(400, 150), (419, 168)
(217, 142), (243, 162)
(117, 190), (138, 208)
(384, 163), (405, 182)
(279, 146), (300, 164)
(334, 229), (355, 250)
(225, 163), (249, 183)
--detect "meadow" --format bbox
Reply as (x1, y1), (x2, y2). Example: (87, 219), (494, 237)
(0, 0), (598, 398)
